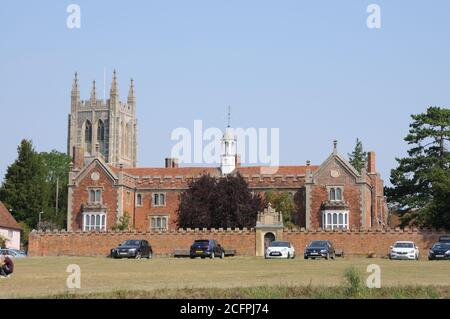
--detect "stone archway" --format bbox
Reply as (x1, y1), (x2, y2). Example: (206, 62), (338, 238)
(264, 232), (276, 250)
(255, 203), (284, 257)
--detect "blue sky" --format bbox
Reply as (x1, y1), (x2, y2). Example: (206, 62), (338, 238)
(1, 1), (450, 184)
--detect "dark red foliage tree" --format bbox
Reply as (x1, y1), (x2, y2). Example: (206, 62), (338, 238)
(177, 173), (262, 229)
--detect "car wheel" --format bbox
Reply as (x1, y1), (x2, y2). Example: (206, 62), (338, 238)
(190, 256), (195, 259)
(135, 251), (142, 260)
(304, 256), (308, 260)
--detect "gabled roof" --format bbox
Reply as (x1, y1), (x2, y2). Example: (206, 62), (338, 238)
(313, 151), (361, 180)
(74, 158), (118, 183)
(0, 201), (22, 231)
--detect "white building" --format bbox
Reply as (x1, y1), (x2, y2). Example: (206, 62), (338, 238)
(0, 201), (21, 250)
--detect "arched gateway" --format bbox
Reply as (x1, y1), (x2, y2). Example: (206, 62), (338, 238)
(255, 203), (284, 257)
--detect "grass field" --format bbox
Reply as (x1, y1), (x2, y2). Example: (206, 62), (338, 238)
(1, 256), (450, 298)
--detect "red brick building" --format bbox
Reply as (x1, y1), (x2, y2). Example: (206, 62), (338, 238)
(66, 73), (388, 232)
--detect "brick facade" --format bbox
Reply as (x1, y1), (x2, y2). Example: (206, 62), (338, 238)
(67, 145), (388, 232)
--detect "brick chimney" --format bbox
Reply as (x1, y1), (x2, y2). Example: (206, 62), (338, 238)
(368, 151), (376, 173)
(235, 154), (241, 167)
(165, 157), (179, 168)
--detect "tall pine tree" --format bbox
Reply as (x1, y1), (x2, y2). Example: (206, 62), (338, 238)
(348, 138), (367, 172)
(0, 140), (46, 227)
(386, 107), (450, 228)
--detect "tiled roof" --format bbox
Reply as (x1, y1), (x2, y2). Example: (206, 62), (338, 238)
(0, 201), (22, 231)
(110, 166), (221, 177)
(109, 165), (318, 178)
(236, 165), (319, 175)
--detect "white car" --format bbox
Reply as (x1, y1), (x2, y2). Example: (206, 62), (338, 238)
(389, 241), (420, 260)
(265, 241), (295, 259)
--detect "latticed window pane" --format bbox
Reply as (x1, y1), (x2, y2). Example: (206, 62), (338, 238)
(336, 188), (342, 201)
(330, 188), (336, 201)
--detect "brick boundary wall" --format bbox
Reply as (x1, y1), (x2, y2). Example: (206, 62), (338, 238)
(28, 228), (256, 257)
(28, 228), (449, 258)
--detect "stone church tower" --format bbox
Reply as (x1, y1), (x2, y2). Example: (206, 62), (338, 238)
(67, 70), (137, 168)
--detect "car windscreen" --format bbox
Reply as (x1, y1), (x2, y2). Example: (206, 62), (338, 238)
(439, 236), (450, 243)
(193, 240), (209, 246)
(270, 241), (289, 247)
(308, 241), (328, 248)
(394, 242), (413, 248)
(122, 240), (140, 246)
(432, 243), (450, 250)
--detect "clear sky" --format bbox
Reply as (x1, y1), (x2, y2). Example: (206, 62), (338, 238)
(1, 1), (449, 184)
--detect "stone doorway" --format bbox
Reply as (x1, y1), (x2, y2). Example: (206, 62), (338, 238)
(264, 232), (276, 250)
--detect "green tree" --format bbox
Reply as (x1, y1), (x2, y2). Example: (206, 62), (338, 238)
(0, 140), (46, 227)
(112, 212), (131, 231)
(386, 107), (450, 228)
(39, 151), (72, 228)
(348, 138), (367, 172)
(0, 234), (8, 249)
(264, 191), (297, 228)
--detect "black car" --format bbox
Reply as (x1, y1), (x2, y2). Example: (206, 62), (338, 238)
(110, 240), (153, 259)
(304, 240), (335, 260)
(190, 239), (225, 259)
(428, 242), (450, 260)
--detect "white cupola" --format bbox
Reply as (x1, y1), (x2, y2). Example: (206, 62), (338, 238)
(220, 126), (237, 175)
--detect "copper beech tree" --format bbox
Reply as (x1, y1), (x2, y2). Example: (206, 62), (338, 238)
(177, 173), (263, 229)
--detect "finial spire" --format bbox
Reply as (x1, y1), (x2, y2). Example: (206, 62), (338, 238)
(110, 69), (118, 95)
(72, 72), (79, 92)
(333, 139), (338, 154)
(227, 105), (231, 128)
(128, 78), (135, 99)
(90, 80), (97, 101)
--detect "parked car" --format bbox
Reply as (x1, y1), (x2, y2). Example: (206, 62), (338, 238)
(438, 235), (450, 243)
(190, 239), (225, 259)
(110, 240), (153, 259)
(389, 241), (419, 260)
(428, 242), (450, 260)
(0, 249), (27, 259)
(265, 241), (295, 259)
(304, 240), (335, 259)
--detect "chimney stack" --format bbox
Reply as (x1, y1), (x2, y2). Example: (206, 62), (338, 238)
(165, 157), (179, 168)
(235, 154), (241, 167)
(368, 151), (376, 173)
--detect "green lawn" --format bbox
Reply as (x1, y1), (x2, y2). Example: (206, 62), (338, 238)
(1, 256), (450, 298)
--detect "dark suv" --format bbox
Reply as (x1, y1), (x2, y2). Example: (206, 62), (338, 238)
(304, 240), (335, 260)
(111, 240), (153, 259)
(190, 239), (225, 259)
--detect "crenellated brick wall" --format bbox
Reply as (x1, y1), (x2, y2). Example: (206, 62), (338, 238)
(28, 228), (448, 258)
